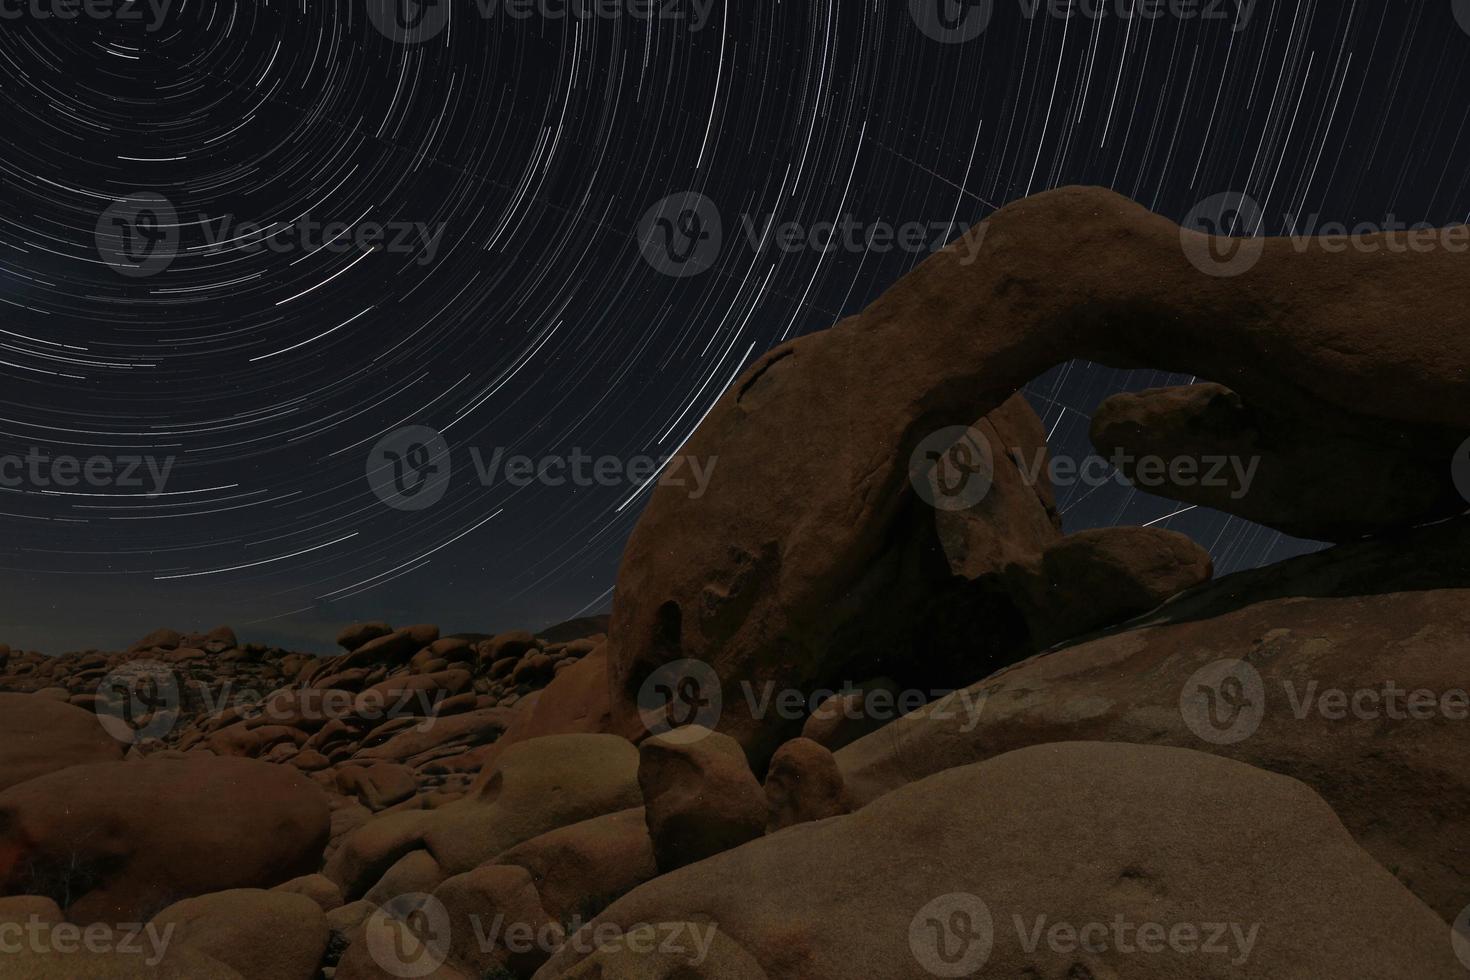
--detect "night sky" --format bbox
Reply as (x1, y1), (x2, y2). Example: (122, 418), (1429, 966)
(1, 0), (1465, 653)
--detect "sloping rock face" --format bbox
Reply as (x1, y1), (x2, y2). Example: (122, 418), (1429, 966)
(835, 517), (1470, 921)
(0, 756), (330, 923)
(536, 743), (1463, 979)
(605, 185), (1470, 758)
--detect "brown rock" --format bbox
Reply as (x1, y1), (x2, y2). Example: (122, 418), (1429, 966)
(0, 693), (124, 792)
(337, 622), (393, 652)
(605, 185), (1470, 760)
(639, 728), (765, 873)
(1005, 526), (1213, 646)
(0, 756), (330, 923)
(338, 763), (420, 811)
(493, 807), (657, 923)
(431, 864), (557, 977)
(1092, 382), (1468, 541)
(763, 738), (849, 832)
(273, 873), (344, 912)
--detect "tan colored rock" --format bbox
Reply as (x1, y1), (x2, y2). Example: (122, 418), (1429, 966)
(150, 889), (328, 980)
(330, 735), (642, 901)
(537, 743), (1464, 979)
(493, 807), (658, 923)
(273, 873), (344, 912)
(431, 863), (557, 977)
(639, 728), (766, 873)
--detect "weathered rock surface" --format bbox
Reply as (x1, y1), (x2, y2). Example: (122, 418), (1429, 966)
(836, 518), (1470, 921)
(537, 743), (1464, 978)
(639, 728), (767, 873)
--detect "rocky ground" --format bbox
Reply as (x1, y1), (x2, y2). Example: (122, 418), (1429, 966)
(1, 186), (1468, 977)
